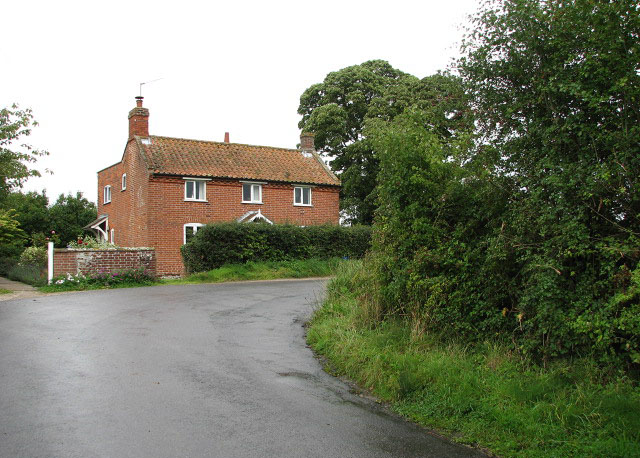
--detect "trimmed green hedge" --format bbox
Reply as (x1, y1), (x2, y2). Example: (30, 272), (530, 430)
(181, 223), (371, 273)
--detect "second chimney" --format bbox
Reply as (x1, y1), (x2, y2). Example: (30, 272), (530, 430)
(224, 132), (230, 143)
(128, 96), (150, 140)
(300, 132), (315, 152)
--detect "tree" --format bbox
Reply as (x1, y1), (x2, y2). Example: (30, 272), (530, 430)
(1, 190), (51, 238)
(455, 0), (639, 363)
(0, 105), (49, 200)
(49, 192), (97, 246)
(0, 209), (27, 258)
(298, 60), (472, 224)
(359, 0), (640, 368)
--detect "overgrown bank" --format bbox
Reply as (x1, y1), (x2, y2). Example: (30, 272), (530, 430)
(307, 262), (640, 457)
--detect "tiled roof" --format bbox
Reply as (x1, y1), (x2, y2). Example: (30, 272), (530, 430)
(136, 136), (340, 186)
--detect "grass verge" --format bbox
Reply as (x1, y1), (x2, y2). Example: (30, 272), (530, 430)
(0, 288), (11, 295)
(39, 258), (341, 292)
(165, 258), (341, 285)
(306, 261), (640, 458)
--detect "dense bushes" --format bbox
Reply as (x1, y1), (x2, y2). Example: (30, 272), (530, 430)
(181, 223), (371, 273)
(358, 0), (640, 371)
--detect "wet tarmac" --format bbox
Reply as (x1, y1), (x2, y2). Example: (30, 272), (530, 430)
(0, 279), (484, 457)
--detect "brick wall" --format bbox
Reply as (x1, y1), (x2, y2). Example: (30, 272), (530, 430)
(53, 249), (156, 278)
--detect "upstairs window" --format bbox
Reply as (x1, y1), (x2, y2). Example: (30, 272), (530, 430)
(121, 173), (127, 191)
(104, 185), (111, 204)
(294, 186), (312, 206)
(185, 180), (206, 201)
(242, 183), (262, 204)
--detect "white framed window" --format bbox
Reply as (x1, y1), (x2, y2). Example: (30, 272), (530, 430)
(121, 173), (127, 191)
(184, 179), (207, 201)
(242, 183), (262, 204)
(110, 229), (115, 244)
(184, 223), (204, 244)
(104, 185), (111, 204)
(294, 186), (312, 206)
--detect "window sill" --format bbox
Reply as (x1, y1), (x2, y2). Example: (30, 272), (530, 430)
(104, 201), (111, 205)
(294, 204), (313, 207)
(242, 201), (263, 205)
(184, 199), (208, 203)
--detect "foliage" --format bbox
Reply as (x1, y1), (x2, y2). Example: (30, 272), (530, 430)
(0, 288), (10, 295)
(49, 192), (97, 246)
(7, 264), (46, 286)
(0, 209), (27, 259)
(0, 190), (51, 237)
(181, 222), (371, 273)
(67, 235), (116, 250)
(307, 263), (640, 457)
(43, 268), (155, 292)
(18, 246), (47, 268)
(0, 257), (18, 276)
(171, 258), (343, 285)
(298, 60), (472, 224)
(359, 0), (640, 370)
(0, 104), (49, 200)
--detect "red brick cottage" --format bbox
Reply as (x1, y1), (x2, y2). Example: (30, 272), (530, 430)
(93, 97), (340, 275)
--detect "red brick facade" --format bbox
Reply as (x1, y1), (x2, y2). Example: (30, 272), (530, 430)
(96, 98), (340, 276)
(53, 248), (156, 278)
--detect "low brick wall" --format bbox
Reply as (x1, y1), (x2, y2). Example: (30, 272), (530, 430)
(53, 248), (156, 278)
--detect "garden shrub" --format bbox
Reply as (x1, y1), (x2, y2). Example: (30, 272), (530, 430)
(19, 246), (47, 267)
(181, 223), (371, 273)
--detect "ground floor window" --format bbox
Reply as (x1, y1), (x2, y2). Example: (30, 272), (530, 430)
(184, 223), (204, 244)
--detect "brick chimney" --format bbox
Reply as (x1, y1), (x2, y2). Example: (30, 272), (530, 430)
(224, 132), (230, 143)
(300, 132), (315, 152)
(128, 96), (149, 140)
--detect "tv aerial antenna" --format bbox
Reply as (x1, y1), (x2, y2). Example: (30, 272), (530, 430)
(139, 78), (163, 97)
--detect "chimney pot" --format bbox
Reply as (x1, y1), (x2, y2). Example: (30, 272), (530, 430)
(128, 97), (150, 140)
(224, 132), (230, 143)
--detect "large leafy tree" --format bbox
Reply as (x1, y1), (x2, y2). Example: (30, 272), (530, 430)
(0, 105), (49, 200)
(363, 0), (640, 367)
(298, 60), (471, 224)
(458, 0), (640, 356)
(49, 192), (97, 246)
(1, 190), (51, 238)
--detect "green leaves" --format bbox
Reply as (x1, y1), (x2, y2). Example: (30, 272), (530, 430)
(298, 61), (471, 224)
(0, 104), (50, 199)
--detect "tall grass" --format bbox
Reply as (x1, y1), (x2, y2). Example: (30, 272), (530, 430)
(307, 261), (640, 457)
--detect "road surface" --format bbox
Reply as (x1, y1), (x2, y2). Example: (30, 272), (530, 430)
(0, 279), (483, 457)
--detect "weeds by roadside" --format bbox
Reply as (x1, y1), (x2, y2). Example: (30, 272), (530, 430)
(307, 261), (640, 458)
(0, 288), (11, 295)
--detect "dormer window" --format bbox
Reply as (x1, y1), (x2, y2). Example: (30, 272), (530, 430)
(104, 185), (111, 204)
(121, 173), (127, 191)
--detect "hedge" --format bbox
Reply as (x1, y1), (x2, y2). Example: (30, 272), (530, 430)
(181, 223), (372, 273)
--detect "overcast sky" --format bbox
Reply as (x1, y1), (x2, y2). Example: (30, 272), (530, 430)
(2, 0), (480, 204)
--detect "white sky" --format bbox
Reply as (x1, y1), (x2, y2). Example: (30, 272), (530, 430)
(1, 0), (480, 204)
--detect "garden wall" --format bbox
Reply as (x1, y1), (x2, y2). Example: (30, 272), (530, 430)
(52, 248), (156, 278)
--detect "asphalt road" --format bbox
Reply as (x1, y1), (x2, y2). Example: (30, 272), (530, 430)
(0, 280), (483, 458)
